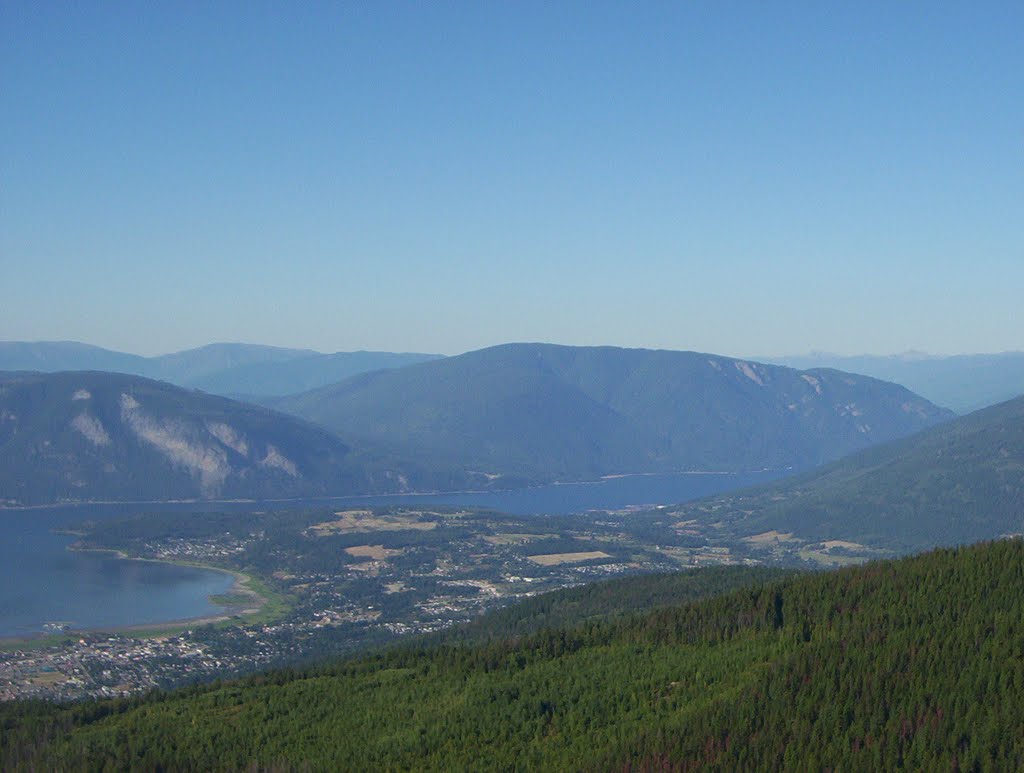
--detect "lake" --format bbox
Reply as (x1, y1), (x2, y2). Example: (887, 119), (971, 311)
(0, 470), (784, 638)
(0, 511), (236, 639)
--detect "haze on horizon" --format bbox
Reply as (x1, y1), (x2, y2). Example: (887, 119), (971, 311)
(2, 3), (1021, 359)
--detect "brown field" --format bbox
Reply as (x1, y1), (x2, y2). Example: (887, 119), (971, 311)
(654, 546), (697, 563)
(484, 533), (554, 545)
(672, 519), (702, 536)
(344, 544), (403, 560)
(28, 671), (68, 687)
(821, 539), (866, 550)
(798, 548), (869, 567)
(309, 510), (437, 536)
(743, 530), (796, 544)
(527, 551), (612, 566)
(348, 563), (379, 573)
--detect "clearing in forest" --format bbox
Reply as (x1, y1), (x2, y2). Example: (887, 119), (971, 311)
(527, 551), (611, 566)
(308, 510), (437, 535)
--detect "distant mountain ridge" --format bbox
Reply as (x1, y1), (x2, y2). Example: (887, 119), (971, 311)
(0, 341), (150, 374)
(143, 343), (320, 387)
(0, 371), (470, 506)
(0, 341), (443, 397)
(192, 350), (449, 398)
(764, 351), (1024, 413)
(271, 343), (954, 481)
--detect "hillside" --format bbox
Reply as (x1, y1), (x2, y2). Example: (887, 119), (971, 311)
(669, 394), (1024, 554)
(0, 341), (442, 398)
(272, 343), (953, 481)
(5, 539), (1024, 770)
(430, 564), (794, 646)
(0, 371), (469, 506)
(767, 351), (1024, 413)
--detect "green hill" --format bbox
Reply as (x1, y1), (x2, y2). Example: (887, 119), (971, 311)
(5, 539), (1024, 770)
(272, 342), (953, 481)
(670, 394), (1024, 553)
(0, 371), (470, 505)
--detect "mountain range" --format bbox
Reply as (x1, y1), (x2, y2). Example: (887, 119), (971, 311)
(270, 343), (953, 481)
(7, 340), (1020, 416)
(0, 371), (469, 506)
(0, 341), (441, 398)
(0, 343), (957, 505)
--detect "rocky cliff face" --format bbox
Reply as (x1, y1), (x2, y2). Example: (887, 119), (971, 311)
(0, 371), (466, 505)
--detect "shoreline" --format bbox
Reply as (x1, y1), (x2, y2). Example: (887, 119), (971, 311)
(88, 554), (271, 630)
(1, 552), (273, 647)
(0, 469), (789, 511)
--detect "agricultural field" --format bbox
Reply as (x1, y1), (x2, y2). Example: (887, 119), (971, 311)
(527, 551), (612, 566)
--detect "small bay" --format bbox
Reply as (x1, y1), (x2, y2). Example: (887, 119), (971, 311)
(0, 509), (235, 639)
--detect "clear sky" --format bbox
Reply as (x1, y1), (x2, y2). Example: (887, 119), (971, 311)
(2, 2), (1021, 357)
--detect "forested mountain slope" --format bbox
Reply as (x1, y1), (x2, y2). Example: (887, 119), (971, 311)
(431, 564), (794, 645)
(273, 343), (952, 481)
(0, 371), (469, 505)
(669, 394), (1024, 552)
(4, 539), (1024, 770)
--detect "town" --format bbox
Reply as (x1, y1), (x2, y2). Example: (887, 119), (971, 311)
(1, 502), (871, 701)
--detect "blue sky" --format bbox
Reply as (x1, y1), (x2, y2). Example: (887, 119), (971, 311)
(2, 2), (1021, 357)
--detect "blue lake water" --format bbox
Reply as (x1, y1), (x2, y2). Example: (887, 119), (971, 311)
(0, 510), (236, 638)
(334, 470), (786, 515)
(0, 470), (785, 637)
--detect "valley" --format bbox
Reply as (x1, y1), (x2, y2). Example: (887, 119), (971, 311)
(3, 391), (1022, 704)
(1, 501), (810, 701)
(6, 5), (1020, 766)
(7, 539), (1024, 770)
